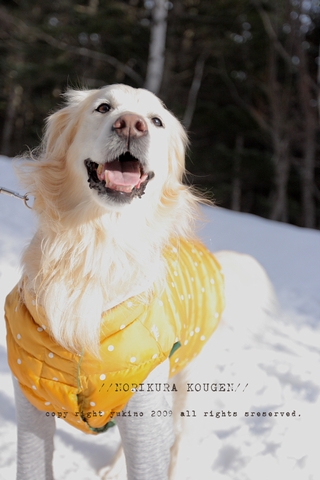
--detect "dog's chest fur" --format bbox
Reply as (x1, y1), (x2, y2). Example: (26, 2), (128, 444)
(5, 238), (224, 434)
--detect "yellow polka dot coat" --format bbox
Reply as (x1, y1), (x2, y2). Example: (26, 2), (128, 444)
(5, 239), (224, 434)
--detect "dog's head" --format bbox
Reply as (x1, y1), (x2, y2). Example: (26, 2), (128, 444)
(31, 84), (190, 219)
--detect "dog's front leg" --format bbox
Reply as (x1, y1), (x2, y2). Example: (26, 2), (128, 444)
(116, 359), (174, 480)
(13, 378), (56, 480)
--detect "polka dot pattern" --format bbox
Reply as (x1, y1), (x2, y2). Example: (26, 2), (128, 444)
(4, 237), (224, 434)
(164, 238), (225, 376)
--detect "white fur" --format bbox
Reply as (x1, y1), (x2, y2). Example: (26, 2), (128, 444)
(17, 84), (199, 355)
(12, 84), (277, 479)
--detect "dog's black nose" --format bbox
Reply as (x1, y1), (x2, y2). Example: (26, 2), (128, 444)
(113, 114), (148, 139)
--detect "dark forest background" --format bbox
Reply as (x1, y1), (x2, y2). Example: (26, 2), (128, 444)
(1, 0), (320, 229)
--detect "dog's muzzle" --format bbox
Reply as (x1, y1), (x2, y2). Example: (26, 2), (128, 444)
(84, 154), (155, 204)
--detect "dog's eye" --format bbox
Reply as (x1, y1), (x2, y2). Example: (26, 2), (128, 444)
(96, 103), (111, 114)
(151, 117), (164, 127)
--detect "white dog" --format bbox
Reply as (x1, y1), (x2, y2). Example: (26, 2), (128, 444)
(4, 84), (275, 479)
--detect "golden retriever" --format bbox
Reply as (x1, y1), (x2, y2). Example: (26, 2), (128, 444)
(5, 84), (275, 480)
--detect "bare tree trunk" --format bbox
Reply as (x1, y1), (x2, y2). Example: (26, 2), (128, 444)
(269, 137), (290, 222)
(1, 84), (23, 156)
(268, 43), (291, 222)
(297, 37), (317, 228)
(144, 0), (168, 94)
(231, 134), (243, 211)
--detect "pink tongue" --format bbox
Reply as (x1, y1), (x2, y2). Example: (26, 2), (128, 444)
(106, 159), (141, 186)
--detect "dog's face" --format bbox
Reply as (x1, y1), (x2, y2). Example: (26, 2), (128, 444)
(43, 84), (188, 214)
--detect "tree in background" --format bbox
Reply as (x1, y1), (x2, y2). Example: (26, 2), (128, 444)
(0, 0), (319, 229)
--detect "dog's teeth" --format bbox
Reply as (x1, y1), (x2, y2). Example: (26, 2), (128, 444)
(97, 164), (105, 181)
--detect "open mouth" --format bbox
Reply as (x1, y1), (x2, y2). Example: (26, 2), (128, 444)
(85, 153), (155, 203)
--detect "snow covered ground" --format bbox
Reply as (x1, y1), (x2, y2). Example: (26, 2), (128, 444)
(0, 155), (319, 479)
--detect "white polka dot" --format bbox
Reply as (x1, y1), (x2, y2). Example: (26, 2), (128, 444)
(180, 295), (184, 300)
(44, 401), (51, 406)
(100, 374), (106, 381)
(171, 282), (176, 288)
(175, 358), (179, 363)
(127, 301), (133, 307)
(192, 248), (197, 254)
(174, 271), (178, 277)
(90, 401), (96, 407)
(48, 352), (54, 358)
(108, 345), (114, 352)
(200, 335), (206, 341)
(152, 353), (158, 359)
(32, 385), (37, 390)
(171, 368), (176, 373)
(53, 377), (58, 381)
(17, 334), (21, 340)
(201, 287), (205, 292)
(190, 331), (194, 337)
(191, 277), (194, 282)
(194, 262), (198, 267)
(37, 327), (43, 332)
(184, 340), (188, 346)
(17, 359), (22, 365)
(195, 327), (200, 333)
(172, 247), (178, 253)
(120, 324), (126, 330)
(130, 357), (136, 363)
(188, 294), (192, 299)
(199, 251), (203, 256)
(210, 278), (215, 284)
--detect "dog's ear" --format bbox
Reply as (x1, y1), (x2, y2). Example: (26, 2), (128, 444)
(156, 117), (201, 238)
(15, 89), (94, 215)
(63, 89), (93, 106)
(167, 119), (189, 183)
(43, 89), (93, 159)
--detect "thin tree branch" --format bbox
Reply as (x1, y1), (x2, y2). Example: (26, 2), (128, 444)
(214, 56), (271, 134)
(252, 1), (295, 70)
(183, 52), (207, 130)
